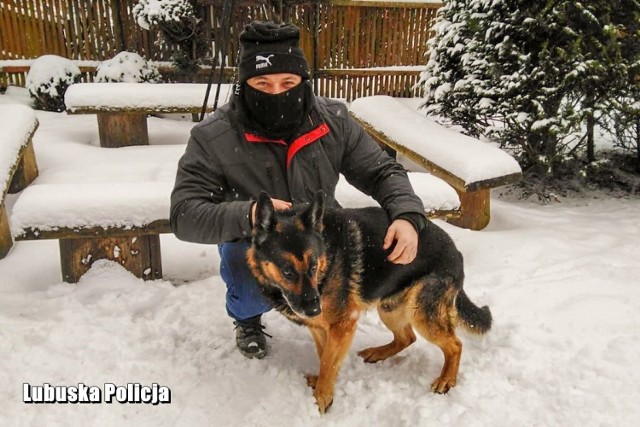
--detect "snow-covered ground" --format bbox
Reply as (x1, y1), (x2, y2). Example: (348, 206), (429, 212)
(1, 87), (639, 426)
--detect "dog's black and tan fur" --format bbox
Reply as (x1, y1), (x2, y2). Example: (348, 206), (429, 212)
(247, 191), (492, 413)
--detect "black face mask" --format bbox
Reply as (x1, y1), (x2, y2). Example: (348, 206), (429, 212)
(242, 81), (311, 140)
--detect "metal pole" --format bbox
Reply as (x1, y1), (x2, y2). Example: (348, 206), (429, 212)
(313, 1), (319, 94)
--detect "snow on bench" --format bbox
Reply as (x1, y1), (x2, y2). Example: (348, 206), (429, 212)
(64, 83), (234, 148)
(0, 104), (39, 259)
(11, 173), (459, 282)
(349, 95), (522, 230)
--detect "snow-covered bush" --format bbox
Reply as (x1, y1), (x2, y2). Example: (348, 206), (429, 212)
(420, 0), (640, 177)
(96, 52), (161, 83)
(133, 0), (195, 30)
(133, 0), (208, 79)
(606, 98), (640, 173)
(26, 55), (81, 112)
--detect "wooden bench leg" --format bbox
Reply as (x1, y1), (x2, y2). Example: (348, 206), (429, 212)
(97, 113), (149, 148)
(59, 234), (162, 283)
(8, 139), (39, 194)
(0, 204), (12, 259)
(448, 188), (491, 231)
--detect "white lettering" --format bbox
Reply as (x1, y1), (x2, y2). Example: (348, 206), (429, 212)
(22, 383), (102, 404)
(23, 383), (168, 405)
(23, 383), (32, 403)
(104, 383), (116, 403)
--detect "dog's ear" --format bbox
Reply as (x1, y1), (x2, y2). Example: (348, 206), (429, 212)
(253, 192), (276, 245)
(303, 190), (325, 233)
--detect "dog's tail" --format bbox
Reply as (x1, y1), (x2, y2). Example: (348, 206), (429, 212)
(456, 289), (492, 334)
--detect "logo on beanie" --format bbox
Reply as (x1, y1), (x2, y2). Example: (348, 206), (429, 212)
(256, 54), (274, 70)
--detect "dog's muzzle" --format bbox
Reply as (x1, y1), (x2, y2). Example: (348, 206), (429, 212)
(300, 294), (321, 318)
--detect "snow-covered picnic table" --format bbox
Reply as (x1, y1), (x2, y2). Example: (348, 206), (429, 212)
(64, 83), (234, 147)
(349, 95), (522, 230)
(0, 104), (39, 259)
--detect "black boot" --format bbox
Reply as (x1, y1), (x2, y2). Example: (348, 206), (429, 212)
(233, 315), (270, 359)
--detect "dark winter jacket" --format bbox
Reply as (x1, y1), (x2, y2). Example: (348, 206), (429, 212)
(170, 94), (426, 244)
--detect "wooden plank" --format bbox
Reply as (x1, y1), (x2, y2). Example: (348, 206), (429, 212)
(330, 1), (442, 8)
(11, 1), (24, 56)
(0, 204), (12, 259)
(51, 0), (62, 55)
(70, 0), (86, 58)
(7, 135), (39, 194)
(82, 0), (95, 59)
(59, 0), (73, 58)
(3, 1), (15, 57)
(316, 69), (421, 77)
(66, 0), (79, 58)
(110, 0), (125, 52)
(402, 7), (411, 64)
(90, 0), (104, 58)
(15, 220), (171, 241)
(32, 0), (46, 56)
(59, 234), (163, 283)
(416, 7), (426, 65)
(13, 0), (27, 57)
(40, 0), (54, 54)
(93, 0), (104, 56)
(391, 7), (400, 66)
(66, 104), (214, 115)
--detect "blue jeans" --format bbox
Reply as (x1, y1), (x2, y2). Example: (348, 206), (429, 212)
(218, 241), (272, 322)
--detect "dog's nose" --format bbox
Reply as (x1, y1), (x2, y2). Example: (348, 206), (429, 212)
(302, 295), (321, 317)
(304, 304), (321, 317)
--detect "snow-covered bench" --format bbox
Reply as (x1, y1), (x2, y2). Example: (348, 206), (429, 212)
(11, 182), (170, 283)
(64, 83), (234, 148)
(10, 173), (459, 282)
(0, 104), (39, 259)
(349, 95), (522, 230)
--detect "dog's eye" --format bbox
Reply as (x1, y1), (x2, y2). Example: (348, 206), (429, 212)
(282, 266), (296, 279)
(309, 263), (317, 274)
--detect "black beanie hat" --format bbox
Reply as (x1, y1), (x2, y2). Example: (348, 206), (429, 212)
(238, 21), (311, 82)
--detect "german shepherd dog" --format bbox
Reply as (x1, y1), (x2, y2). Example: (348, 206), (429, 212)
(247, 191), (492, 413)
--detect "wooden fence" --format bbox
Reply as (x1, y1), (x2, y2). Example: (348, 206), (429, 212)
(1, 0), (441, 100)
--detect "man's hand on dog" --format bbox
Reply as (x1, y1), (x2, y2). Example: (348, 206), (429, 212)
(251, 200), (417, 264)
(251, 198), (292, 225)
(384, 219), (418, 264)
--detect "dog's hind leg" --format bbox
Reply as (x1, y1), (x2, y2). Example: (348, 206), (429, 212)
(414, 322), (462, 394)
(358, 301), (416, 363)
(411, 284), (463, 394)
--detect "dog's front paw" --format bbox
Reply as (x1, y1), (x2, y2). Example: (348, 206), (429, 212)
(357, 347), (386, 363)
(313, 387), (334, 414)
(305, 374), (318, 389)
(430, 376), (457, 394)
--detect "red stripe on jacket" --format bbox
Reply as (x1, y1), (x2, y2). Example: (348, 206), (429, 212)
(244, 122), (331, 169)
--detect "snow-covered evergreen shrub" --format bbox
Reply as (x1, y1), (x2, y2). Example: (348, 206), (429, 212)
(26, 55), (81, 112)
(421, 0), (640, 176)
(96, 52), (161, 83)
(607, 98), (640, 173)
(133, 0), (208, 79)
(133, 0), (195, 30)
(601, 1), (640, 173)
